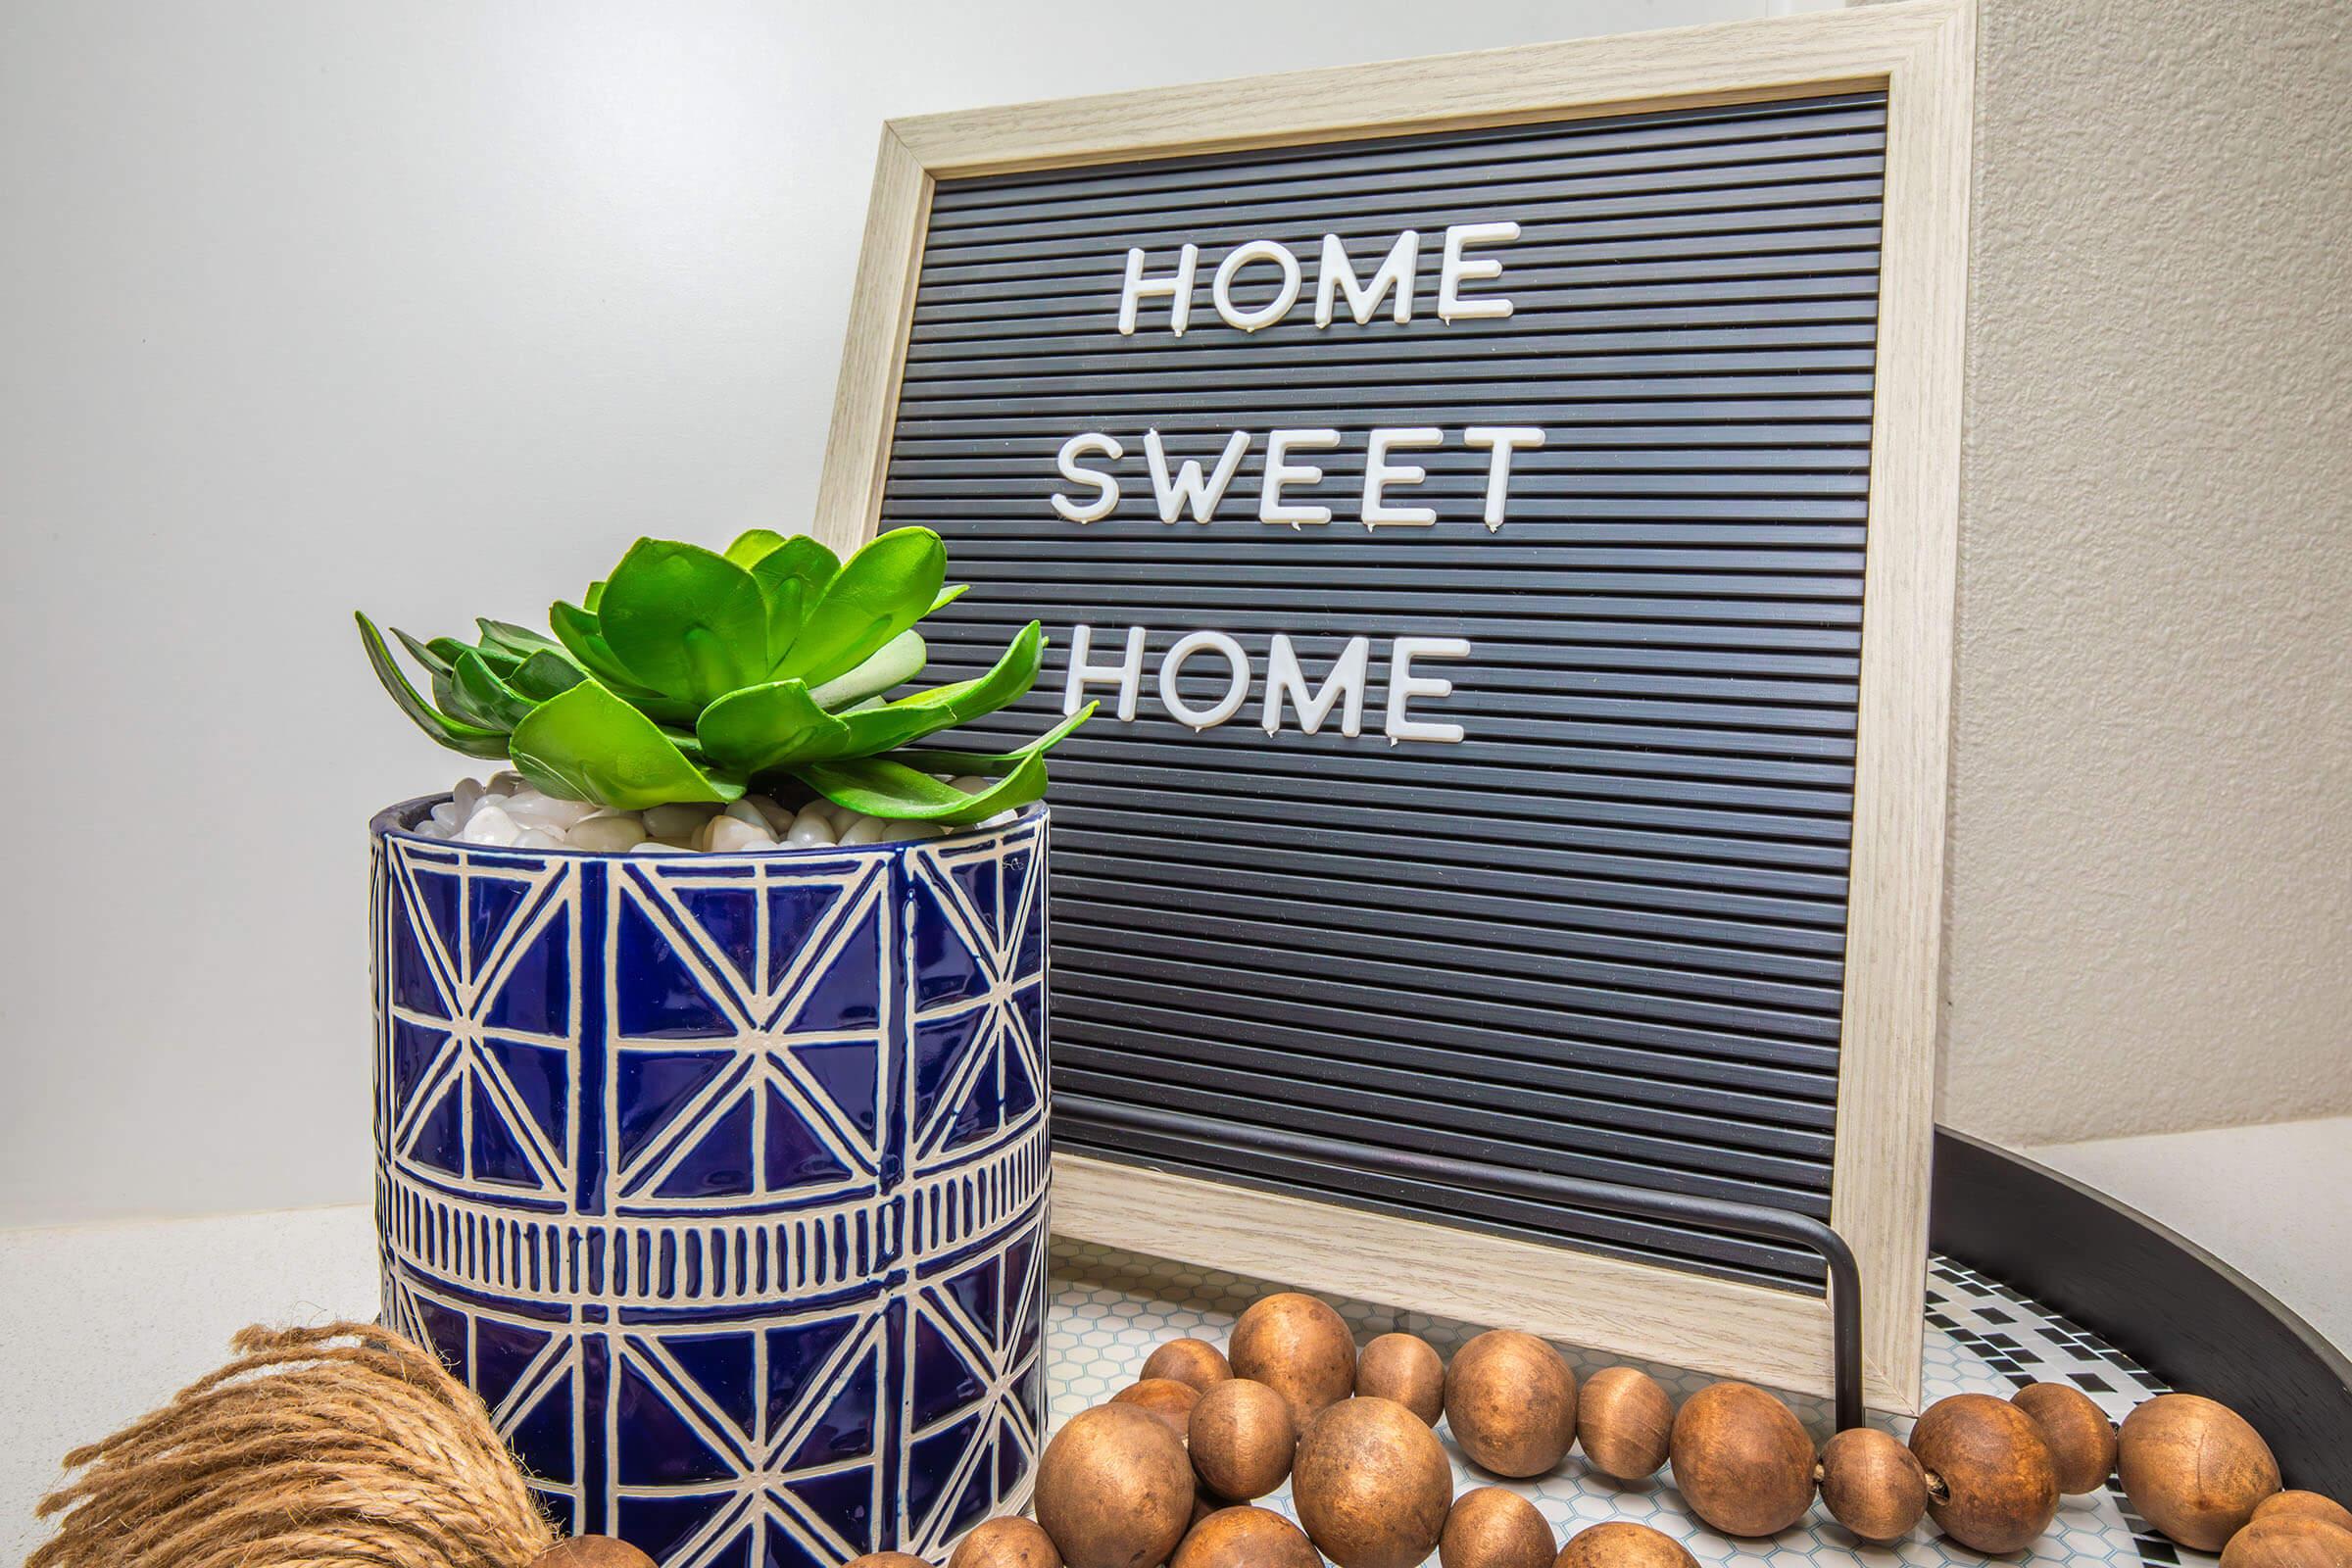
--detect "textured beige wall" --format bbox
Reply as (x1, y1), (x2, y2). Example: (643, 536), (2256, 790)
(1943, 0), (2352, 1146)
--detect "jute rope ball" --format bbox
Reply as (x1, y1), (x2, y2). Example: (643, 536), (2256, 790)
(1229, 1292), (1358, 1432)
(946, 1516), (1064, 1568)
(1186, 1377), (1297, 1501)
(1034, 1401), (1196, 1568)
(1438, 1485), (1555, 1568)
(1143, 1339), (1235, 1395)
(1553, 1522), (1698, 1568)
(1444, 1330), (1579, 1479)
(1666, 1381), (1815, 1538)
(2119, 1394), (2282, 1551)
(1907, 1394), (2060, 1554)
(1292, 1395), (1454, 1568)
(29, 1321), (557, 1568)
(1170, 1505), (1323, 1568)
(1357, 1331), (1447, 1426)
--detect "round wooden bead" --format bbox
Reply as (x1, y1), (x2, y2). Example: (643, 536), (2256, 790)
(1666, 1382), (1815, 1538)
(1357, 1332), (1446, 1426)
(842, 1557), (932, 1568)
(1172, 1506), (1323, 1568)
(2221, 1516), (2352, 1568)
(1034, 1402), (1197, 1568)
(1818, 1428), (1929, 1544)
(2119, 1394), (2281, 1551)
(1908, 1393), (2060, 1554)
(2012, 1382), (2119, 1494)
(1293, 1396), (1454, 1568)
(1189, 1377), (1297, 1501)
(1145, 1338), (1235, 1395)
(1552, 1522), (1698, 1568)
(1113, 1378), (1202, 1438)
(1576, 1368), (1673, 1483)
(1445, 1330), (1579, 1479)
(949, 1518), (1063, 1568)
(1439, 1486), (1554, 1568)
(1231, 1293), (1359, 1432)
(2258, 1495), (2352, 1535)
(530, 1541), (662, 1568)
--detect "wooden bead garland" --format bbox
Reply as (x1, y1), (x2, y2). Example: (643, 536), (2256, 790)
(961, 1289), (2337, 1568)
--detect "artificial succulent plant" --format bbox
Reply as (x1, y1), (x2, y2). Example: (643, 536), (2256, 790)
(356, 526), (1089, 824)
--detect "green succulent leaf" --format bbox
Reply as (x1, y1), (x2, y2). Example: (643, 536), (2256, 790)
(597, 539), (770, 706)
(750, 536), (841, 666)
(583, 579), (607, 612)
(725, 528), (788, 568)
(809, 630), (925, 710)
(476, 618), (564, 661)
(773, 527), (945, 688)
(549, 600), (695, 721)
(930, 584), (968, 614)
(805, 621), (1042, 760)
(449, 649), (541, 731)
(395, 628), (455, 680)
(507, 650), (587, 703)
(355, 612), (510, 760)
(790, 753), (1048, 826)
(892, 702), (1096, 777)
(508, 681), (741, 808)
(693, 679), (851, 775)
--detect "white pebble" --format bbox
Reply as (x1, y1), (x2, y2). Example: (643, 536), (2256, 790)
(430, 801), (462, 830)
(567, 814), (647, 853)
(514, 827), (565, 851)
(878, 819), (947, 843)
(643, 802), (719, 841)
(409, 819), (450, 840)
(506, 792), (597, 830)
(459, 804), (522, 846)
(722, 799), (772, 830)
(487, 771), (525, 797)
(948, 775), (993, 795)
(451, 778), (486, 816)
(820, 799), (862, 831)
(628, 840), (688, 856)
(837, 815), (891, 846)
(784, 808), (837, 848)
(745, 795), (796, 834)
(704, 815), (777, 853)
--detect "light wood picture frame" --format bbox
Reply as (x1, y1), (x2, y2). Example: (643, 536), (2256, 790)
(815, 1), (1974, 1414)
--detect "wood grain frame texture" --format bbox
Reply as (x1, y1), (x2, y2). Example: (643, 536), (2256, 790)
(814, 1), (1974, 1414)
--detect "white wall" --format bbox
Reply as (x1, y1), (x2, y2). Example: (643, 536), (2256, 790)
(0, 0), (1774, 1225)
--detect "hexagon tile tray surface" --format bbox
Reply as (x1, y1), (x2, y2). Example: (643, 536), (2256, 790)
(1046, 1239), (2198, 1568)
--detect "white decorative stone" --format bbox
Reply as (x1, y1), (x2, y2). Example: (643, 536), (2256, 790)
(628, 840), (688, 855)
(506, 792), (597, 830)
(410, 819), (450, 840)
(451, 778), (487, 817)
(487, 771), (525, 797)
(704, 815), (777, 854)
(722, 799), (772, 830)
(746, 795), (797, 834)
(459, 804), (522, 846)
(567, 814), (648, 853)
(784, 809), (838, 848)
(837, 815), (891, 846)
(514, 827), (566, 851)
(948, 775), (993, 794)
(430, 801), (462, 830)
(878, 819), (947, 843)
(643, 802), (719, 841)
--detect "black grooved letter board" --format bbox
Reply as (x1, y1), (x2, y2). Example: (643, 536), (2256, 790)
(886, 92), (1886, 1293)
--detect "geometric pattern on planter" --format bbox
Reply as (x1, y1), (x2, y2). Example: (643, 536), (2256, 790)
(371, 805), (1051, 1568)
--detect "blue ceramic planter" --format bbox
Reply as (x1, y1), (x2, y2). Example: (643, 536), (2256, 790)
(369, 798), (1051, 1567)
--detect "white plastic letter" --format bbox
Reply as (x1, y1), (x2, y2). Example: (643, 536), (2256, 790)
(1259, 428), (1341, 528)
(1315, 231), (1419, 327)
(1439, 222), (1520, 322)
(1119, 245), (1199, 336)
(1145, 428), (1251, 523)
(1051, 432), (1123, 523)
(1361, 427), (1442, 528)
(1384, 636), (1471, 744)
(1211, 241), (1301, 333)
(1462, 426), (1545, 530)
(1063, 623), (1148, 720)
(1158, 631), (1251, 732)
(1262, 634), (1370, 737)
